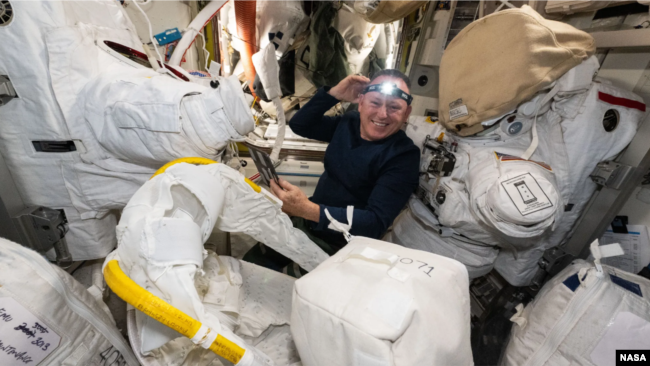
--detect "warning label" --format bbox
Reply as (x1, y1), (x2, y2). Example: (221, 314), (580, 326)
(449, 105), (468, 121)
(501, 173), (553, 216)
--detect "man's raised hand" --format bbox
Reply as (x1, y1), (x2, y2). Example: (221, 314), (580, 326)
(328, 75), (370, 103)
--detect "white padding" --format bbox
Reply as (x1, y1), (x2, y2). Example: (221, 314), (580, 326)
(502, 260), (650, 366)
(148, 218), (204, 266)
(291, 237), (472, 366)
(0, 238), (138, 365)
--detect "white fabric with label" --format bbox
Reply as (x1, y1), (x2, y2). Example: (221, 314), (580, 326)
(0, 238), (138, 365)
(291, 237), (473, 366)
(501, 257), (650, 366)
(109, 162), (327, 360)
(0, 0), (144, 261)
(385, 197), (498, 279)
(467, 151), (561, 241)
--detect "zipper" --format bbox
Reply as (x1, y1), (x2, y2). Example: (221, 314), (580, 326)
(8, 246), (139, 366)
(524, 268), (606, 366)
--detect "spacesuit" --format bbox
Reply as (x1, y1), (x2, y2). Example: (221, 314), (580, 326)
(386, 6), (646, 286)
(0, 0), (254, 261)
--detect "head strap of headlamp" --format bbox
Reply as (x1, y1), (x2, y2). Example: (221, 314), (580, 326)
(362, 83), (413, 105)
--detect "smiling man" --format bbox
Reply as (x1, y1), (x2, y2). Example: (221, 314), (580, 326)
(243, 70), (420, 273)
(288, 69), (420, 242)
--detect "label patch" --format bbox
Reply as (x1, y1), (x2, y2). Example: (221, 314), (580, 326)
(449, 99), (469, 120)
(501, 173), (553, 216)
(0, 297), (61, 365)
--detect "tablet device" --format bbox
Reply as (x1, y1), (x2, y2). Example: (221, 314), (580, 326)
(248, 146), (281, 187)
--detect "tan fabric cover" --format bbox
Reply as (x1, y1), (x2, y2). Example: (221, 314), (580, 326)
(439, 5), (595, 136)
(485, 0), (560, 20)
(362, 1), (427, 24)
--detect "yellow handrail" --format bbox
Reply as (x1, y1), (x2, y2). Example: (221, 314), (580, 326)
(150, 157), (261, 193)
(104, 260), (246, 364)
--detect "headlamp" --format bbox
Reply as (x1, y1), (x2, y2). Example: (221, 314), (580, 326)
(362, 82), (413, 105)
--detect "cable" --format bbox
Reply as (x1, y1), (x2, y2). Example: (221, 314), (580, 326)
(131, 0), (183, 81)
(197, 30), (212, 74)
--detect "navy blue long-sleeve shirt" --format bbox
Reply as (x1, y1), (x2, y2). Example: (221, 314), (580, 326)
(289, 87), (420, 248)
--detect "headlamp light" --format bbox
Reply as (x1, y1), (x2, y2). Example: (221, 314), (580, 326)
(362, 82), (413, 105)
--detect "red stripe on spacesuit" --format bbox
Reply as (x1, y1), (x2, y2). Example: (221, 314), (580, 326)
(598, 92), (646, 112)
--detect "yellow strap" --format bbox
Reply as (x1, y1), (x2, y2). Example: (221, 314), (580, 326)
(150, 157), (261, 193)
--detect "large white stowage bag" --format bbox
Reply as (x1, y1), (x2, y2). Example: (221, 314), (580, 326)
(502, 259), (650, 366)
(291, 236), (473, 366)
(0, 237), (138, 366)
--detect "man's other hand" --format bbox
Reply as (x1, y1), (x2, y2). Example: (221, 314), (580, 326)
(328, 75), (370, 103)
(270, 178), (320, 223)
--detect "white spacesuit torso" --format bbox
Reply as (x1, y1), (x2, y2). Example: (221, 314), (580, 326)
(0, 0), (254, 261)
(389, 57), (646, 286)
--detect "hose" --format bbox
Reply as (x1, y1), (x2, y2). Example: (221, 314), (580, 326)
(234, 0), (258, 97)
(270, 97), (285, 162)
(103, 260), (246, 364)
(169, 0), (229, 67)
(151, 157), (261, 193)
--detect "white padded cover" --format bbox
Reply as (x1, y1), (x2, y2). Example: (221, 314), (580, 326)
(502, 260), (650, 366)
(291, 236), (473, 366)
(0, 237), (138, 365)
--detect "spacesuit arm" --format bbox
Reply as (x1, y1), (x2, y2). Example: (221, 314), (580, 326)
(314, 147), (421, 239)
(289, 87), (343, 142)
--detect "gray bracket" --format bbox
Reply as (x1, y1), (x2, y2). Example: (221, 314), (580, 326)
(13, 207), (73, 268)
(590, 161), (634, 189)
(0, 75), (17, 106)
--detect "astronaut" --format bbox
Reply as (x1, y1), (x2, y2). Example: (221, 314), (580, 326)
(386, 6), (646, 286)
(0, 0), (253, 263)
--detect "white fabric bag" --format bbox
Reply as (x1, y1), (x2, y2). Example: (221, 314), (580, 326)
(291, 234), (473, 366)
(502, 255), (650, 366)
(0, 237), (138, 366)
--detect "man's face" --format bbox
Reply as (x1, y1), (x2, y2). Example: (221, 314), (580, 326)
(358, 76), (412, 141)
